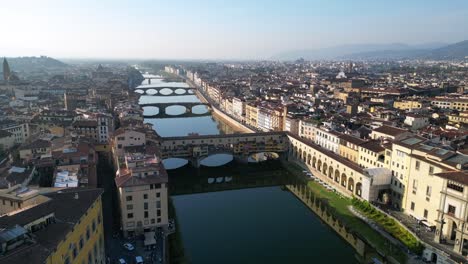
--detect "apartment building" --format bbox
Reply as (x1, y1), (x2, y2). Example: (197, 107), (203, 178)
(315, 128), (341, 154)
(370, 125), (412, 141)
(0, 120), (30, 144)
(232, 97), (245, 120)
(338, 133), (365, 163)
(115, 145), (169, 238)
(299, 119), (318, 141)
(245, 103), (258, 128)
(433, 171), (468, 256)
(358, 141), (386, 169)
(0, 187), (105, 264)
(431, 98), (468, 111)
(112, 126), (146, 162)
(72, 114), (114, 144)
(393, 100), (424, 110)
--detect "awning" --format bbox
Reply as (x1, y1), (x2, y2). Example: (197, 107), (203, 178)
(144, 231), (156, 246)
(411, 214), (426, 222)
(421, 220), (435, 228)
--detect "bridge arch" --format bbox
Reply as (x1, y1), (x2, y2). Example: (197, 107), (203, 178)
(307, 153), (312, 166)
(317, 159), (322, 171)
(302, 151), (307, 163)
(199, 153), (233, 167)
(312, 156), (316, 168)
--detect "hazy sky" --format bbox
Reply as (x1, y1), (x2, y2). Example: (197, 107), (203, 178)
(1, 0), (468, 59)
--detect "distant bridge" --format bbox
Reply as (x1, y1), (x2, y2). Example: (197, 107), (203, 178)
(134, 86), (195, 96)
(141, 102), (211, 119)
(143, 76), (185, 84)
(160, 132), (289, 168)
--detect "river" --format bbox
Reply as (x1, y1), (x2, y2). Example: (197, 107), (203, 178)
(137, 76), (359, 264)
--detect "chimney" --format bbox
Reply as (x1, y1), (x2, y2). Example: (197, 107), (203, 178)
(74, 193), (79, 199)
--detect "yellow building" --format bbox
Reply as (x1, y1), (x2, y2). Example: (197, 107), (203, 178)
(0, 188), (105, 264)
(338, 134), (365, 163)
(431, 98), (468, 111)
(393, 100), (423, 110)
(245, 103), (258, 128)
(358, 141), (386, 169)
(447, 111), (468, 126)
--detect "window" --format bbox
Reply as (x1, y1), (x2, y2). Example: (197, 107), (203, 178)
(424, 209), (428, 218)
(127, 213), (134, 219)
(143, 194), (148, 199)
(156, 201), (161, 208)
(447, 182), (464, 192)
(426, 186), (432, 197)
(157, 209), (161, 217)
(79, 236), (84, 249)
(86, 227), (90, 240)
(144, 211), (149, 218)
(151, 219), (155, 224)
(126, 196), (132, 201)
(429, 166), (434, 175)
(156, 192), (160, 198)
(410, 202), (415, 211)
(448, 205), (456, 215)
(92, 219), (96, 232)
(157, 218), (161, 223)
(127, 204), (133, 210)
(73, 245), (78, 258)
(415, 161), (420, 170)
(144, 202), (148, 210)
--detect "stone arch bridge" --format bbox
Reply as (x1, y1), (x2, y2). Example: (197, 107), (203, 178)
(160, 132), (289, 168)
(134, 86), (194, 96)
(141, 102), (211, 119)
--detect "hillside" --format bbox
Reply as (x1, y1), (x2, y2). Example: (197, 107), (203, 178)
(421, 40), (468, 60)
(273, 41), (467, 61)
(1, 56), (69, 73)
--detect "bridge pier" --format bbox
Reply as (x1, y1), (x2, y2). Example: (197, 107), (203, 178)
(234, 155), (249, 164)
(189, 158), (201, 168)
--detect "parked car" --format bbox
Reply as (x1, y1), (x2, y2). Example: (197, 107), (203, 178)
(123, 242), (135, 251)
(135, 256), (144, 264)
(118, 259), (126, 264)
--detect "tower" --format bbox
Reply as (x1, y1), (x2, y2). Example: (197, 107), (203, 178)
(3, 58), (11, 82)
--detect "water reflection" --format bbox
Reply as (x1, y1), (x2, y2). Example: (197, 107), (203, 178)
(165, 105), (186, 116)
(192, 105), (209, 115)
(200, 154), (233, 167)
(142, 106), (159, 115)
(163, 158), (189, 170)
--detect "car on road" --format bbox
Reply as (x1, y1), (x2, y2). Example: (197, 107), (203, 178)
(118, 259), (126, 264)
(135, 256), (144, 264)
(123, 242), (135, 251)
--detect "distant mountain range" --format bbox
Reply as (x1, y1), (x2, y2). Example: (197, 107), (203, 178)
(272, 41), (468, 61)
(1, 56), (69, 73)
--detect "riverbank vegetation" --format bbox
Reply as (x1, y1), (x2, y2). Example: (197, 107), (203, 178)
(351, 198), (424, 254)
(284, 162), (407, 263)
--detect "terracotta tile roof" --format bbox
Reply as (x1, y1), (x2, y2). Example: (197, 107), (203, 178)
(435, 171), (468, 185)
(373, 125), (409, 137)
